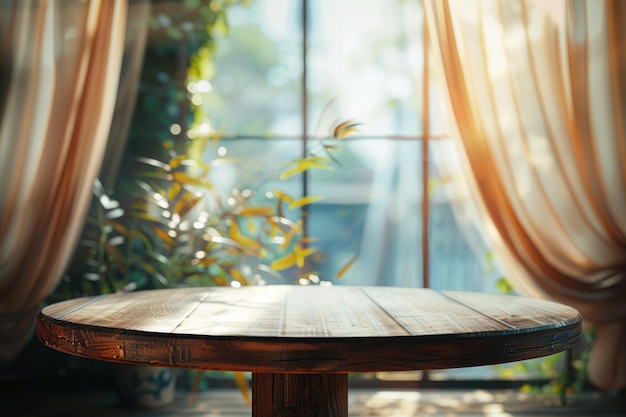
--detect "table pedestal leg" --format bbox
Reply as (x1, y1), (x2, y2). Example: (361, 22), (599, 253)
(252, 373), (348, 417)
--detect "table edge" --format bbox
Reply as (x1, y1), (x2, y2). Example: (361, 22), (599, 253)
(36, 312), (582, 373)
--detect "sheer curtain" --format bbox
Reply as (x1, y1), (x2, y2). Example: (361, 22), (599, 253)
(425, 0), (626, 390)
(0, 0), (128, 361)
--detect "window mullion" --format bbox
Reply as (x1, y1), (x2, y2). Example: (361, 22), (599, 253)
(301, 0), (310, 241)
(422, 0), (431, 289)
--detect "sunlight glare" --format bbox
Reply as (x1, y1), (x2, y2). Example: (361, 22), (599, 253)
(191, 94), (203, 106)
(108, 236), (124, 247)
(198, 123), (212, 136)
(179, 220), (191, 231)
(482, 402), (513, 417)
(195, 79), (214, 93)
(468, 389), (494, 403)
(434, 395), (460, 408)
(364, 391), (421, 415)
(170, 123), (182, 135)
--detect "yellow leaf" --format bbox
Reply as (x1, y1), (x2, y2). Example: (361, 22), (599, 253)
(233, 372), (251, 406)
(210, 131), (222, 148)
(278, 157), (334, 180)
(271, 253), (296, 271)
(172, 172), (212, 188)
(278, 166), (305, 180)
(212, 276), (229, 286)
(106, 220), (129, 236)
(197, 256), (217, 267)
(235, 206), (275, 217)
(294, 244), (316, 268)
(336, 127), (359, 139)
(188, 370), (204, 402)
(520, 383), (533, 394)
(273, 190), (295, 205)
(332, 120), (360, 139)
(288, 195), (324, 210)
(168, 155), (186, 169)
(132, 211), (164, 224)
(167, 181), (182, 202)
(230, 268), (250, 286)
(500, 368), (515, 379)
(151, 226), (173, 248)
(335, 253), (358, 279)
(228, 221), (260, 253)
(267, 217), (279, 239)
(172, 192), (201, 217)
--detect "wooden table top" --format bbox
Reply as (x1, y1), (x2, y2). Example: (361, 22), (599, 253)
(37, 285), (582, 373)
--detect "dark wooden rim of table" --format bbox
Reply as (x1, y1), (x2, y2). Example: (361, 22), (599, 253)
(37, 286), (582, 374)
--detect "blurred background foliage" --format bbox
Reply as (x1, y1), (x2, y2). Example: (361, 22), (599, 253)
(52, 0), (258, 300)
(120, 0), (250, 189)
(50, 0), (361, 302)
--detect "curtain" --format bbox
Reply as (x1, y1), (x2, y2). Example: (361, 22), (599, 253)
(425, 0), (626, 390)
(99, 1), (150, 190)
(0, 0), (128, 361)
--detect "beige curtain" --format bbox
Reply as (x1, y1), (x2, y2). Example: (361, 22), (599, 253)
(99, 1), (150, 190)
(425, 0), (626, 390)
(0, 0), (128, 360)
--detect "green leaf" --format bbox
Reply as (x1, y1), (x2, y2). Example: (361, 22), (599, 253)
(496, 277), (514, 294)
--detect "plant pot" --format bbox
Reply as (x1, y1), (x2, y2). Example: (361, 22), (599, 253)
(112, 364), (177, 408)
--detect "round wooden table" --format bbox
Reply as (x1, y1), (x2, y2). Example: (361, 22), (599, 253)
(37, 285), (582, 417)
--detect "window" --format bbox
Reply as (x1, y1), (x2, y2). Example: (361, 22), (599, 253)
(178, 0), (531, 383)
(194, 0), (502, 293)
(100, 0), (567, 387)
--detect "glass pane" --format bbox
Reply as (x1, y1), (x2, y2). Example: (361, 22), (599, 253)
(203, 137), (302, 199)
(428, 138), (502, 293)
(203, 0), (447, 138)
(308, 0), (426, 136)
(200, 0), (302, 136)
(307, 138), (424, 286)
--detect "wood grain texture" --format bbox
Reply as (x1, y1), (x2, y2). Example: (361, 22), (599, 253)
(37, 286), (582, 373)
(252, 373), (348, 417)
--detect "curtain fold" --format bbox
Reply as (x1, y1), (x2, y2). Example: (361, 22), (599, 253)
(99, 1), (150, 190)
(0, 0), (128, 360)
(425, 0), (626, 390)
